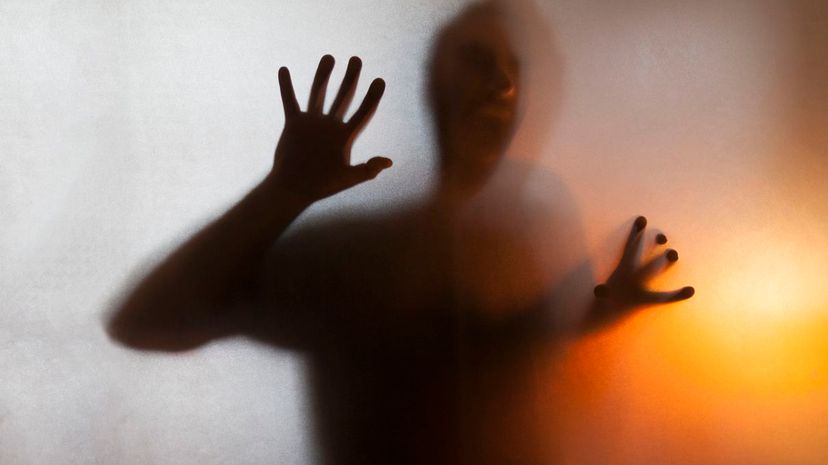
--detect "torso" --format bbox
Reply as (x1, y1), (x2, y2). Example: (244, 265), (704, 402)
(258, 166), (590, 465)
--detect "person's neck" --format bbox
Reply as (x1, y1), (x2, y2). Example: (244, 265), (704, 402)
(428, 132), (507, 206)
(428, 170), (488, 217)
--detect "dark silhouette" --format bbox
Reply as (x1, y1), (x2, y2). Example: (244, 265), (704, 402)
(108, 2), (693, 464)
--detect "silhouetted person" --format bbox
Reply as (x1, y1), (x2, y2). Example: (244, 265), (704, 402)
(108, 3), (693, 465)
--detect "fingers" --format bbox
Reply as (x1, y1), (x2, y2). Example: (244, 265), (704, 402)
(329, 56), (362, 118)
(281, 55), (383, 123)
(308, 55), (336, 114)
(342, 156), (393, 188)
(620, 216), (647, 268)
(642, 286), (695, 304)
(637, 248), (679, 280)
(346, 78), (386, 136)
(278, 67), (300, 119)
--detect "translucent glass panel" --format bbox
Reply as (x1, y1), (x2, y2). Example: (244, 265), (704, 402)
(1, 0), (826, 464)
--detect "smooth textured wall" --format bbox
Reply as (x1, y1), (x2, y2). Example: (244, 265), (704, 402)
(2, 1), (826, 464)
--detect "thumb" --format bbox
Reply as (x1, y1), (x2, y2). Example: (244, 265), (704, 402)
(343, 156), (393, 187)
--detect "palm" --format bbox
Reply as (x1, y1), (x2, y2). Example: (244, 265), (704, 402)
(272, 55), (391, 201)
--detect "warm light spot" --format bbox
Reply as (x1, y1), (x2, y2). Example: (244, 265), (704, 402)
(548, 307), (828, 465)
(710, 229), (828, 320)
(651, 308), (828, 397)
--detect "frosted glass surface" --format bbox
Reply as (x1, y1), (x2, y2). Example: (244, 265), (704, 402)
(2, 0), (826, 464)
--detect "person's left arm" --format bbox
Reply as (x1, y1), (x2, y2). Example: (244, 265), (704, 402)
(580, 215), (695, 334)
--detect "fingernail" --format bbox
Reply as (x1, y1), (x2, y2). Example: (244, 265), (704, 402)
(656, 233), (667, 245)
(634, 216), (647, 231)
(666, 249), (679, 262)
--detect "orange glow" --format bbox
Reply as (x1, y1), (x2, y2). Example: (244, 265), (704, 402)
(704, 229), (828, 321)
(545, 269), (828, 464)
(544, 306), (828, 464)
(533, 207), (828, 464)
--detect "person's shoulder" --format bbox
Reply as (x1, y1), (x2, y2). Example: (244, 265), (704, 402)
(484, 158), (579, 221)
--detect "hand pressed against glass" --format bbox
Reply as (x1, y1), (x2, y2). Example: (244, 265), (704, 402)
(270, 55), (392, 202)
(595, 216), (695, 307)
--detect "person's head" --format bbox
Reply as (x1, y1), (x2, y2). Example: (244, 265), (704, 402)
(427, 1), (521, 192)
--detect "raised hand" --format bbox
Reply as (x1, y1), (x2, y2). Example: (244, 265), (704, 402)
(593, 216), (694, 308)
(269, 55), (392, 202)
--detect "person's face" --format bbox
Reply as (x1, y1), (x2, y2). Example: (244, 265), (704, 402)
(431, 10), (521, 183)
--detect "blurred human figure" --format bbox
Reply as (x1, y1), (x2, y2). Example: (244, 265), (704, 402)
(108, 2), (692, 464)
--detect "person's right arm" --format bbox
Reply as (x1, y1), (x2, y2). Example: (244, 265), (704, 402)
(107, 55), (391, 351)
